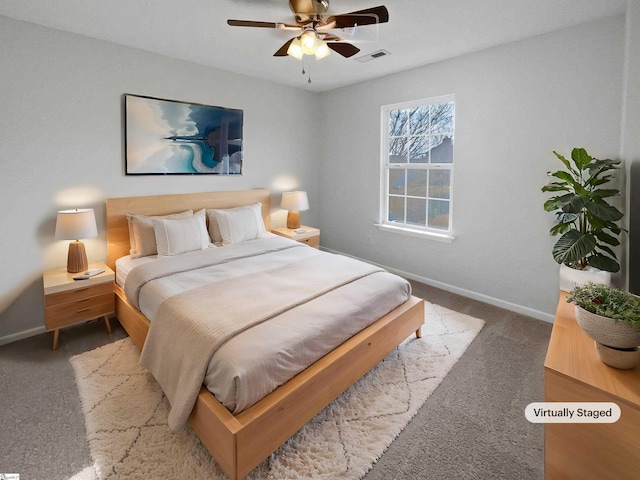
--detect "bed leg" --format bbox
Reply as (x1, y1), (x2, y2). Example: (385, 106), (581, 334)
(415, 327), (422, 338)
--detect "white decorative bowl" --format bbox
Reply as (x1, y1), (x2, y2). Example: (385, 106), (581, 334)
(595, 342), (640, 370)
(574, 305), (640, 349)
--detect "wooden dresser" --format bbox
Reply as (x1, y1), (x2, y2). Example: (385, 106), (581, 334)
(544, 293), (640, 479)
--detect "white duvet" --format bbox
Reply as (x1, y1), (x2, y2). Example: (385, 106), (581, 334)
(120, 236), (411, 415)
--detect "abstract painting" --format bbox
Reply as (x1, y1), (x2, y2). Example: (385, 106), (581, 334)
(124, 94), (243, 175)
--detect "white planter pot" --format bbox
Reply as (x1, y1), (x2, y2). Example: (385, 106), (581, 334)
(594, 342), (640, 370)
(559, 263), (611, 293)
(575, 305), (640, 349)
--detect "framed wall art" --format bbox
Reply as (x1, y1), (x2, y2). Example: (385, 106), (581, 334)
(124, 94), (243, 175)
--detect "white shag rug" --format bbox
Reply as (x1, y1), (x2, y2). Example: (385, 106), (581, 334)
(69, 301), (484, 480)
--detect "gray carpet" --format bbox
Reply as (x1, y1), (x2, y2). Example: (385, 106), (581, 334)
(0, 281), (551, 480)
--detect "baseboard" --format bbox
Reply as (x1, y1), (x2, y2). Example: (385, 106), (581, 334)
(321, 247), (555, 324)
(0, 326), (47, 346)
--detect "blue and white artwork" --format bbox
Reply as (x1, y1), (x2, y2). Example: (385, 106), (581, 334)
(125, 94), (243, 175)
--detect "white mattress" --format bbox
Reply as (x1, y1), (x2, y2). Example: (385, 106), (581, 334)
(119, 236), (411, 413)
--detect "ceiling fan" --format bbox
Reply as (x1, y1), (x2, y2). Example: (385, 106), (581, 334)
(227, 0), (389, 60)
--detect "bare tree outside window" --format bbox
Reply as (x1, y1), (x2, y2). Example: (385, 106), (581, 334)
(388, 103), (454, 162)
(381, 97), (455, 235)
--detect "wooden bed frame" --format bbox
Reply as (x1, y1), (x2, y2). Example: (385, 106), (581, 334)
(105, 189), (425, 480)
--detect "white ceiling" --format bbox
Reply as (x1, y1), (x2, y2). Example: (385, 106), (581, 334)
(0, 0), (628, 92)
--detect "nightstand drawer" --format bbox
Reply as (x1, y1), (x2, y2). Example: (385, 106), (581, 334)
(300, 235), (320, 248)
(45, 292), (115, 330)
(44, 281), (113, 307)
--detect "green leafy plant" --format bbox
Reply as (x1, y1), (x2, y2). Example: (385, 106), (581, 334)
(567, 283), (640, 329)
(542, 147), (624, 272)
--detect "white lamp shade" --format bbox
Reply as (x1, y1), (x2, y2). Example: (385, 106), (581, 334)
(314, 41), (331, 59)
(300, 31), (318, 55)
(281, 191), (309, 211)
(55, 209), (98, 240)
(287, 37), (304, 60)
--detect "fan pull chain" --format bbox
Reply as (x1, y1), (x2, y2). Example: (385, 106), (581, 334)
(300, 58), (312, 84)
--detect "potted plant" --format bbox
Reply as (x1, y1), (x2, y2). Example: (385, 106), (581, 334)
(567, 282), (640, 369)
(542, 147), (624, 290)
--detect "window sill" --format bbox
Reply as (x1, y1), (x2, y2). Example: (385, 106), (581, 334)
(375, 223), (456, 243)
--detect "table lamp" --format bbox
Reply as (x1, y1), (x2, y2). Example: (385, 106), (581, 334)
(55, 208), (98, 273)
(280, 191), (309, 229)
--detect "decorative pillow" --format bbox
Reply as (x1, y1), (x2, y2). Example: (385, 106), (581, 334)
(212, 203), (266, 245)
(126, 210), (193, 258)
(152, 209), (211, 257)
(205, 209), (224, 246)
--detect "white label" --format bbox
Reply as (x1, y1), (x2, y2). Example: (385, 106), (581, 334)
(525, 402), (620, 423)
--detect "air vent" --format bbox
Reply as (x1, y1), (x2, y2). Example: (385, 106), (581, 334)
(355, 49), (391, 63)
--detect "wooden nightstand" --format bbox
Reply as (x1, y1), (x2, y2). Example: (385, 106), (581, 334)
(271, 225), (320, 249)
(43, 261), (115, 350)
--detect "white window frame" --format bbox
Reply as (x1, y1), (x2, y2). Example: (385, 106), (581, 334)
(378, 94), (455, 242)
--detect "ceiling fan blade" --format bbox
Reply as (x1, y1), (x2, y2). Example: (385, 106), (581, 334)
(274, 38), (295, 57)
(327, 42), (360, 58)
(227, 19), (299, 29)
(322, 33), (343, 42)
(326, 6), (389, 28)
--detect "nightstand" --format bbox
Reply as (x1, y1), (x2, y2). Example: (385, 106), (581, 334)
(43, 261), (115, 350)
(271, 225), (320, 249)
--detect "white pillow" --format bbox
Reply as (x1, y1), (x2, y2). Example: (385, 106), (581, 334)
(152, 209), (211, 256)
(213, 203), (266, 245)
(127, 210), (193, 258)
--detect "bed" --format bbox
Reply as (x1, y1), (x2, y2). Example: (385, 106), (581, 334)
(106, 189), (425, 480)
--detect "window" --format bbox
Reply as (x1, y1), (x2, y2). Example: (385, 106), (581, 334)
(380, 95), (455, 239)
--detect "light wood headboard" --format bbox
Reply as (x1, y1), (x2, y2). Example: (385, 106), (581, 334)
(106, 189), (271, 271)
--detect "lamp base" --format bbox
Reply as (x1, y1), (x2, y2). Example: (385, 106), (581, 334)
(67, 240), (88, 273)
(286, 211), (301, 229)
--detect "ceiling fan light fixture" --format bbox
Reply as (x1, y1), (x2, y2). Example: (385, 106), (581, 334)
(228, 2), (389, 66)
(314, 41), (331, 59)
(287, 37), (304, 59)
(300, 30), (318, 55)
